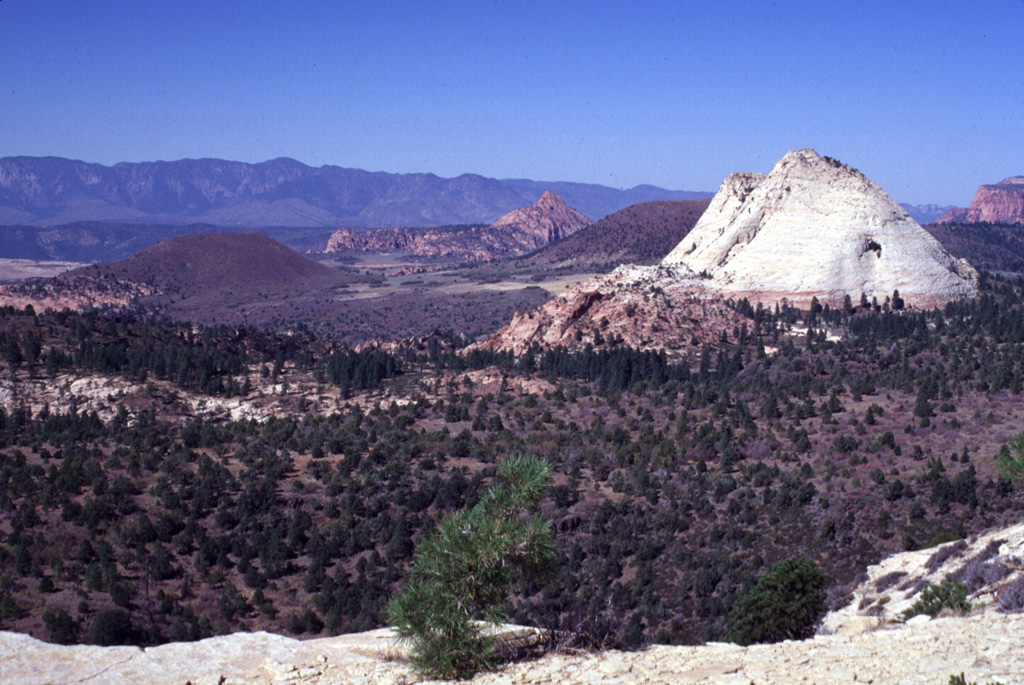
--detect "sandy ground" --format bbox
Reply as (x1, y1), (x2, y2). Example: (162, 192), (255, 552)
(0, 259), (88, 283)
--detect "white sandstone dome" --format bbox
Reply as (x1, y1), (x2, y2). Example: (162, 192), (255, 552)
(662, 149), (978, 308)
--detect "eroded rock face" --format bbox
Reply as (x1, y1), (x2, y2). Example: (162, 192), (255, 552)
(936, 206), (969, 223)
(965, 177), (1024, 224)
(324, 227), (363, 252)
(4, 529), (1024, 684)
(474, 265), (750, 357)
(662, 149), (978, 308)
(323, 191), (591, 261)
(324, 226), (415, 254)
(478, 151), (979, 358)
(491, 190), (593, 250)
(937, 177), (1024, 225)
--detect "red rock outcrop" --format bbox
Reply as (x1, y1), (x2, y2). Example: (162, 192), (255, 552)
(324, 228), (361, 252)
(324, 227), (416, 253)
(491, 190), (592, 250)
(965, 177), (1024, 223)
(936, 207), (968, 223)
(322, 191), (591, 261)
(473, 265), (752, 357)
(936, 177), (1024, 224)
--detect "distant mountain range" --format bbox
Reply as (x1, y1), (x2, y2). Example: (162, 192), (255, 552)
(0, 156), (710, 228)
(898, 203), (959, 224)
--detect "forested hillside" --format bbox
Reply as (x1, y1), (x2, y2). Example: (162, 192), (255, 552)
(924, 221), (1024, 274)
(1, 277), (1024, 647)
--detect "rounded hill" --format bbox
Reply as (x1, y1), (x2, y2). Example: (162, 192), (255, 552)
(67, 232), (340, 295)
(515, 199), (711, 272)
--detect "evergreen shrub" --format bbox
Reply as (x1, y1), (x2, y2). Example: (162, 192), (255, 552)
(725, 556), (826, 645)
(386, 455), (557, 679)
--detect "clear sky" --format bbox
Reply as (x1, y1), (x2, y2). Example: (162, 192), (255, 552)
(1, 0), (1021, 205)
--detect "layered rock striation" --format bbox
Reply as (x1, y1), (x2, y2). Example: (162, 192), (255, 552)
(479, 150), (981, 357)
(937, 176), (1024, 225)
(968, 177), (1024, 223)
(662, 149), (978, 308)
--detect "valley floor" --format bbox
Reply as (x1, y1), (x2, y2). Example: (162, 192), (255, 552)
(0, 258), (88, 283)
(2, 610), (1022, 684)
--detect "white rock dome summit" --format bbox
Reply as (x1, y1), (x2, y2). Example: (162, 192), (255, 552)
(662, 149), (978, 308)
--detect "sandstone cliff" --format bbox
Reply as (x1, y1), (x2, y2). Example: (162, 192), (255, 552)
(662, 149), (978, 308)
(937, 206), (969, 223)
(323, 192), (591, 262)
(324, 226), (413, 252)
(936, 176), (1024, 225)
(965, 177), (1024, 224)
(479, 150), (979, 358)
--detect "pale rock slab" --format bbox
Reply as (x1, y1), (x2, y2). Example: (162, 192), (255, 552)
(4, 613), (1024, 684)
(662, 149), (978, 308)
(820, 520), (1024, 633)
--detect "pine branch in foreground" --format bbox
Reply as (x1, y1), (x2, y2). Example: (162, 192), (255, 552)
(386, 454), (557, 679)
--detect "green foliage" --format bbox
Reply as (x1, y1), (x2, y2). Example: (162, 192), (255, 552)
(725, 556), (826, 646)
(88, 608), (137, 645)
(320, 349), (401, 397)
(386, 455), (557, 680)
(948, 673), (1005, 685)
(995, 432), (1024, 481)
(5, 281), (1024, 648)
(42, 607), (79, 644)
(900, 579), (971, 620)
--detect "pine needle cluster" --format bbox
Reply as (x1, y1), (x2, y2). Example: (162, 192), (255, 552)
(386, 455), (557, 679)
(995, 432), (1024, 481)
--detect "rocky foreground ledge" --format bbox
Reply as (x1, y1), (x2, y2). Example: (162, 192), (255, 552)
(4, 522), (1024, 684)
(2, 612), (1022, 684)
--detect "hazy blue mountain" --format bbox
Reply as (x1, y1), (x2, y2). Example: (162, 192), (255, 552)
(899, 203), (958, 224)
(0, 156), (709, 227)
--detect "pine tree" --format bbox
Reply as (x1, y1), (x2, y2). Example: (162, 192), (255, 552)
(996, 432), (1024, 481)
(725, 556), (825, 646)
(386, 455), (557, 679)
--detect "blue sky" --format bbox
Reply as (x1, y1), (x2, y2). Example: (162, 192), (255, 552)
(1, 0), (1021, 205)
